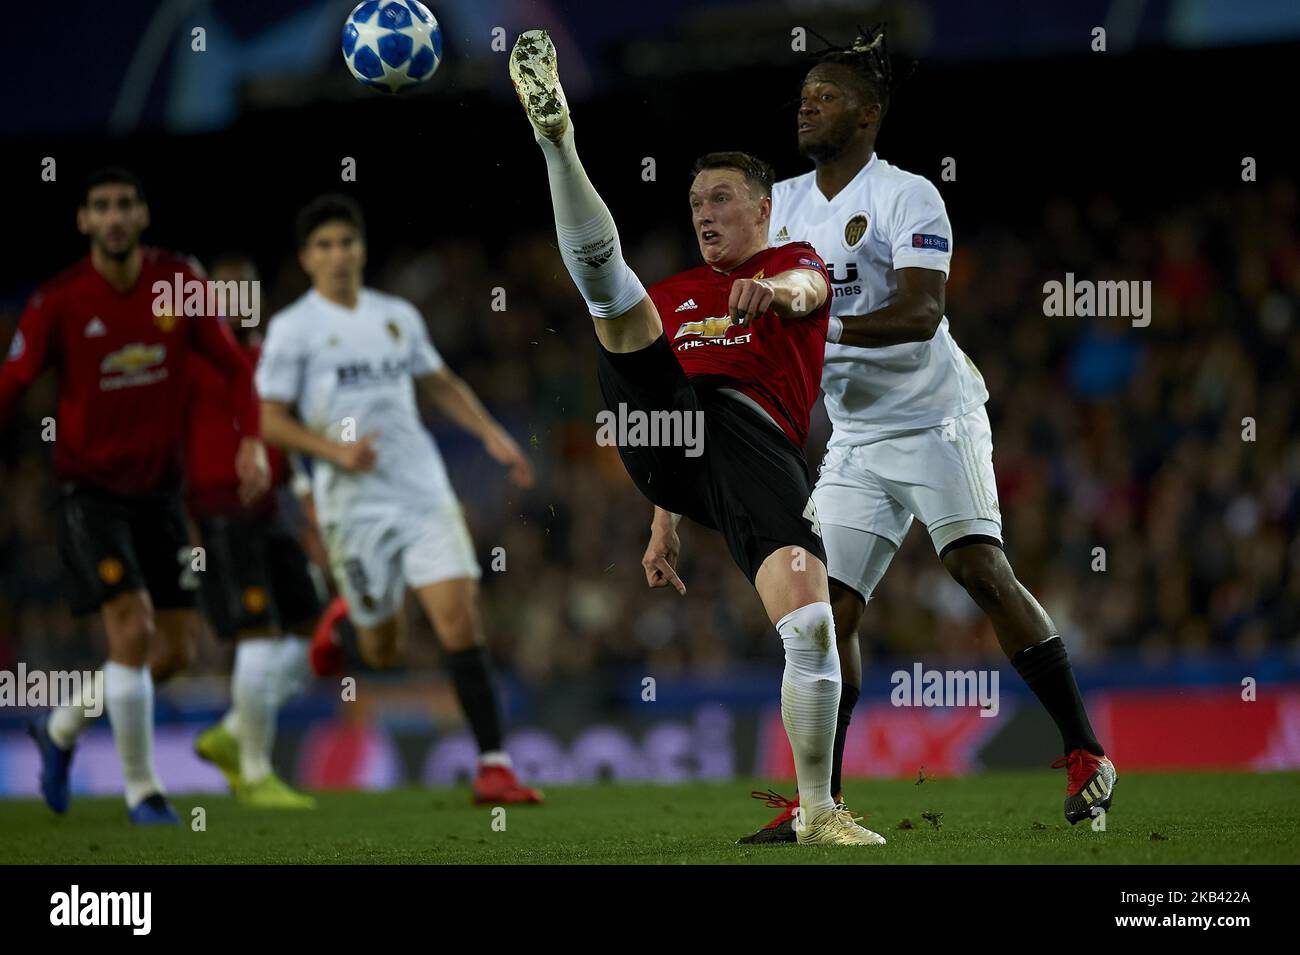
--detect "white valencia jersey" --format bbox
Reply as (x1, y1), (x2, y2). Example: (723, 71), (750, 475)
(256, 288), (455, 526)
(770, 154), (988, 446)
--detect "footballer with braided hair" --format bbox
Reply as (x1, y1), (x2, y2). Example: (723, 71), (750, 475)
(740, 24), (1116, 844)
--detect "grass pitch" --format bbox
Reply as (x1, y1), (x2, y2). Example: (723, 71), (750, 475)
(4, 770), (1297, 864)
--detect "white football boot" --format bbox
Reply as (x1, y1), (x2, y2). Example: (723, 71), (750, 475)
(509, 29), (570, 145)
(793, 804), (887, 846)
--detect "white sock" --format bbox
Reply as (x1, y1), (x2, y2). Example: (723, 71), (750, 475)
(273, 636), (311, 707)
(537, 125), (646, 319)
(48, 668), (104, 749)
(231, 638), (280, 783)
(479, 751), (513, 769)
(776, 601), (841, 820)
(104, 661), (164, 807)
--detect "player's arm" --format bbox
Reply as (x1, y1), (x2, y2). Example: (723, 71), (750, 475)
(834, 178), (951, 347)
(188, 312), (270, 502)
(417, 368), (534, 487)
(833, 267), (946, 347)
(644, 506), (686, 594)
(260, 400), (377, 473)
(728, 268), (829, 325)
(255, 314), (377, 473)
(0, 292), (57, 427)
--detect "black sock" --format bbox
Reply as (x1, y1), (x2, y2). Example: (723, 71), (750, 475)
(1011, 637), (1103, 757)
(831, 683), (860, 799)
(445, 647), (504, 754)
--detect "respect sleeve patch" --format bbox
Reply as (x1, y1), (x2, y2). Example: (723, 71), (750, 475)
(911, 233), (950, 252)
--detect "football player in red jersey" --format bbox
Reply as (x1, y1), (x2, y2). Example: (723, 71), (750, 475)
(185, 255), (324, 810)
(509, 30), (882, 846)
(0, 169), (269, 824)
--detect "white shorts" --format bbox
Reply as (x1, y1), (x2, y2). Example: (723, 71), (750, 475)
(813, 406), (1003, 600)
(324, 505), (481, 628)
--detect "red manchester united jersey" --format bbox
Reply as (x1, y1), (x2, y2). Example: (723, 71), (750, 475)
(0, 248), (260, 495)
(186, 339), (285, 517)
(649, 242), (832, 447)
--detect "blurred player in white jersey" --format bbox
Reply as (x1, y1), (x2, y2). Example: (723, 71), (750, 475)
(739, 26), (1115, 843)
(256, 195), (542, 805)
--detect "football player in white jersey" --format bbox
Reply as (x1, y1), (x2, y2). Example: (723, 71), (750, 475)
(256, 195), (542, 805)
(740, 27), (1115, 843)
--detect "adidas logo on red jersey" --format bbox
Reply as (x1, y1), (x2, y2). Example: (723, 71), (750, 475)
(674, 298), (698, 312)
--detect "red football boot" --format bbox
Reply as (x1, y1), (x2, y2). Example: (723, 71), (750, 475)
(472, 764), (544, 805)
(310, 596), (349, 677)
(737, 789), (800, 844)
(1051, 749), (1117, 825)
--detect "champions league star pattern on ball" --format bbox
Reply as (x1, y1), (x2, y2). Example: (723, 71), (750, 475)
(341, 0), (443, 93)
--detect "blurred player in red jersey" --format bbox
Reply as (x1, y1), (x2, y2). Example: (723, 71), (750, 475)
(185, 255), (324, 810)
(510, 31), (882, 846)
(0, 169), (269, 824)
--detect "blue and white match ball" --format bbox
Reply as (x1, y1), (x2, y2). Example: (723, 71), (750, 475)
(341, 0), (442, 94)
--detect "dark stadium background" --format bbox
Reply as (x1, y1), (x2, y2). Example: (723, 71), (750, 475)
(1, 0), (1297, 793)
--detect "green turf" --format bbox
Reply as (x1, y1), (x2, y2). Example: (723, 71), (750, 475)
(4, 771), (1298, 864)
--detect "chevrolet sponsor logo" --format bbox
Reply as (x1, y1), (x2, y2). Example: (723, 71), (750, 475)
(100, 343), (166, 374)
(674, 315), (733, 338)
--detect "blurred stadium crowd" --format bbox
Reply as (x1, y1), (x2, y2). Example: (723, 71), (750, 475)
(2, 177), (1297, 683)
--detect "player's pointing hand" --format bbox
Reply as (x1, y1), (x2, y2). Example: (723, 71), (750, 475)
(728, 277), (775, 327)
(332, 431), (379, 472)
(642, 524), (686, 595)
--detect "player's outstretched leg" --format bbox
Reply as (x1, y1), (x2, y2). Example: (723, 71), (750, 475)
(509, 29), (659, 354)
(754, 548), (884, 847)
(414, 578), (543, 805)
(942, 542), (1116, 823)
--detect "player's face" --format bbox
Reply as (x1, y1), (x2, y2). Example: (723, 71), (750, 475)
(77, 184), (148, 259)
(689, 169), (770, 270)
(299, 222), (365, 297)
(797, 65), (875, 161)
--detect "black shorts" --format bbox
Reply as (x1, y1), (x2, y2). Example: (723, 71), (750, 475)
(195, 512), (324, 640)
(595, 334), (826, 582)
(57, 483), (196, 617)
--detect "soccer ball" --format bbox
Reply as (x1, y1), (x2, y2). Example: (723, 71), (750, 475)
(341, 0), (443, 93)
